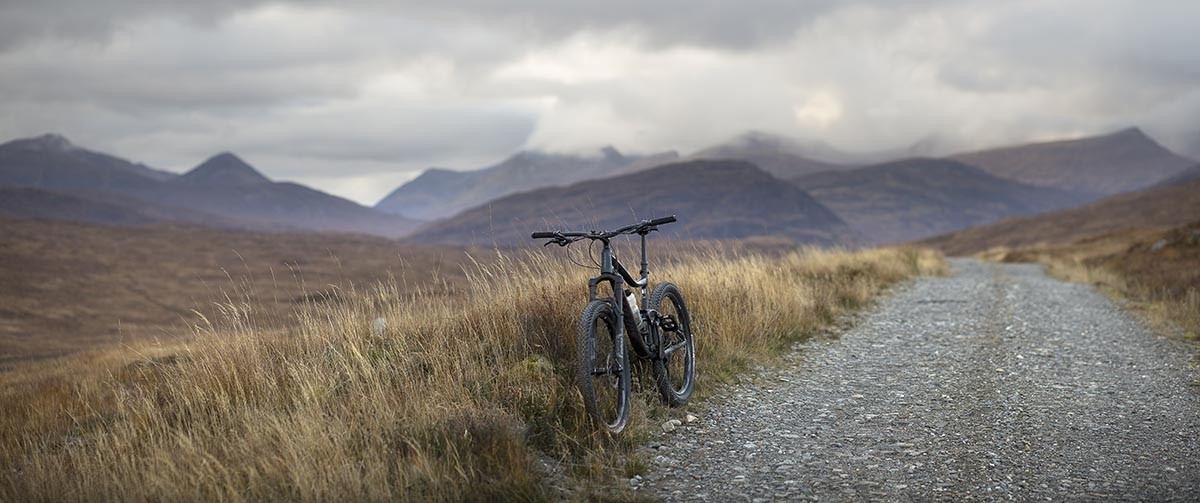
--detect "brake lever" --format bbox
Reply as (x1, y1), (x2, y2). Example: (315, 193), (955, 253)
(543, 235), (572, 247)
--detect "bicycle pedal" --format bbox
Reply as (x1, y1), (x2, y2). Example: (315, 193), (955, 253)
(658, 314), (679, 332)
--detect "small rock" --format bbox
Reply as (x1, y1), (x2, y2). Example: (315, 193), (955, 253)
(685, 414), (699, 423)
(851, 394), (865, 399)
(661, 421), (678, 433)
(629, 475), (642, 487)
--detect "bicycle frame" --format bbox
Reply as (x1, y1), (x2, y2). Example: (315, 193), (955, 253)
(587, 233), (662, 359)
(533, 215), (677, 362)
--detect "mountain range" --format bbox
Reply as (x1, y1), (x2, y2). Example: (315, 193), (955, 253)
(374, 147), (679, 220)
(405, 160), (857, 246)
(2, 126), (1195, 246)
(950, 127), (1193, 195)
(0, 135), (419, 237)
(790, 158), (1094, 245)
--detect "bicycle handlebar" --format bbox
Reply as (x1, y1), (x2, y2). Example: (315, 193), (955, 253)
(530, 215), (678, 241)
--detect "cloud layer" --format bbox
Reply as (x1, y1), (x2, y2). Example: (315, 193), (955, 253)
(1, 0), (1197, 204)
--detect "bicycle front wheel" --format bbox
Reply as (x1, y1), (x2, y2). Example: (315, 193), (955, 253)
(576, 299), (631, 433)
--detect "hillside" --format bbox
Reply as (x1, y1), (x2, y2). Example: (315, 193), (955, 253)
(791, 158), (1093, 245)
(1153, 164), (1200, 188)
(0, 216), (485, 360)
(950, 127), (1194, 195)
(375, 147), (678, 220)
(0, 135), (420, 237)
(406, 160), (857, 246)
(920, 178), (1200, 255)
(0, 187), (271, 230)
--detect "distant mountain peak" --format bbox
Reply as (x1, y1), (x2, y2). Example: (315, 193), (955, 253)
(33, 133), (75, 150)
(600, 145), (624, 161)
(1111, 126), (1146, 138)
(2, 133), (79, 153)
(732, 130), (796, 147)
(180, 152), (270, 186)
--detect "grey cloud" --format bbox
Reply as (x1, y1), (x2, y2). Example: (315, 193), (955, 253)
(1, 0), (1197, 205)
(0, 0), (281, 49)
(0, 0), (953, 52)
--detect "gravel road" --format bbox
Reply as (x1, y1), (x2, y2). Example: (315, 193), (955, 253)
(641, 258), (1200, 502)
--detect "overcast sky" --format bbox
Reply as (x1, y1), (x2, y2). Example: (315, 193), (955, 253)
(1, 0), (1197, 205)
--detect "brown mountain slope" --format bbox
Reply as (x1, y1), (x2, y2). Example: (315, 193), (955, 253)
(375, 147), (679, 220)
(919, 178), (1200, 255)
(791, 158), (1094, 245)
(950, 127), (1193, 195)
(406, 160), (857, 246)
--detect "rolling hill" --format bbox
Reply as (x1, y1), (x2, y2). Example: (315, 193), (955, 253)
(0, 135), (420, 237)
(406, 160), (857, 246)
(374, 147), (679, 220)
(950, 127), (1194, 195)
(920, 177), (1200, 255)
(790, 158), (1094, 245)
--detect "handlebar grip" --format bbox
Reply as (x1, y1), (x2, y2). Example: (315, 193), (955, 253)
(648, 215), (677, 226)
(531, 231), (557, 239)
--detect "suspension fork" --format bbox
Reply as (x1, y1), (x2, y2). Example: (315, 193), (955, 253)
(588, 240), (627, 367)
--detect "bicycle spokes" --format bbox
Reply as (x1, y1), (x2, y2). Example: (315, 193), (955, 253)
(593, 352), (622, 389)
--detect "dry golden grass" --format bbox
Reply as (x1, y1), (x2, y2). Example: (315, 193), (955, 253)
(1, 244), (943, 501)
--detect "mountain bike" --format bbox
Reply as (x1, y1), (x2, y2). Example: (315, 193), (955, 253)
(532, 216), (695, 433)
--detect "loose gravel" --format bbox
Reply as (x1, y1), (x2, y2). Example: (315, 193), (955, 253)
(641, 258), (1200, 501)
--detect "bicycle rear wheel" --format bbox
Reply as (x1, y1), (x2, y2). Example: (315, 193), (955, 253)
(650, 282), (695, 407)
(576, 299), (631, 433)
